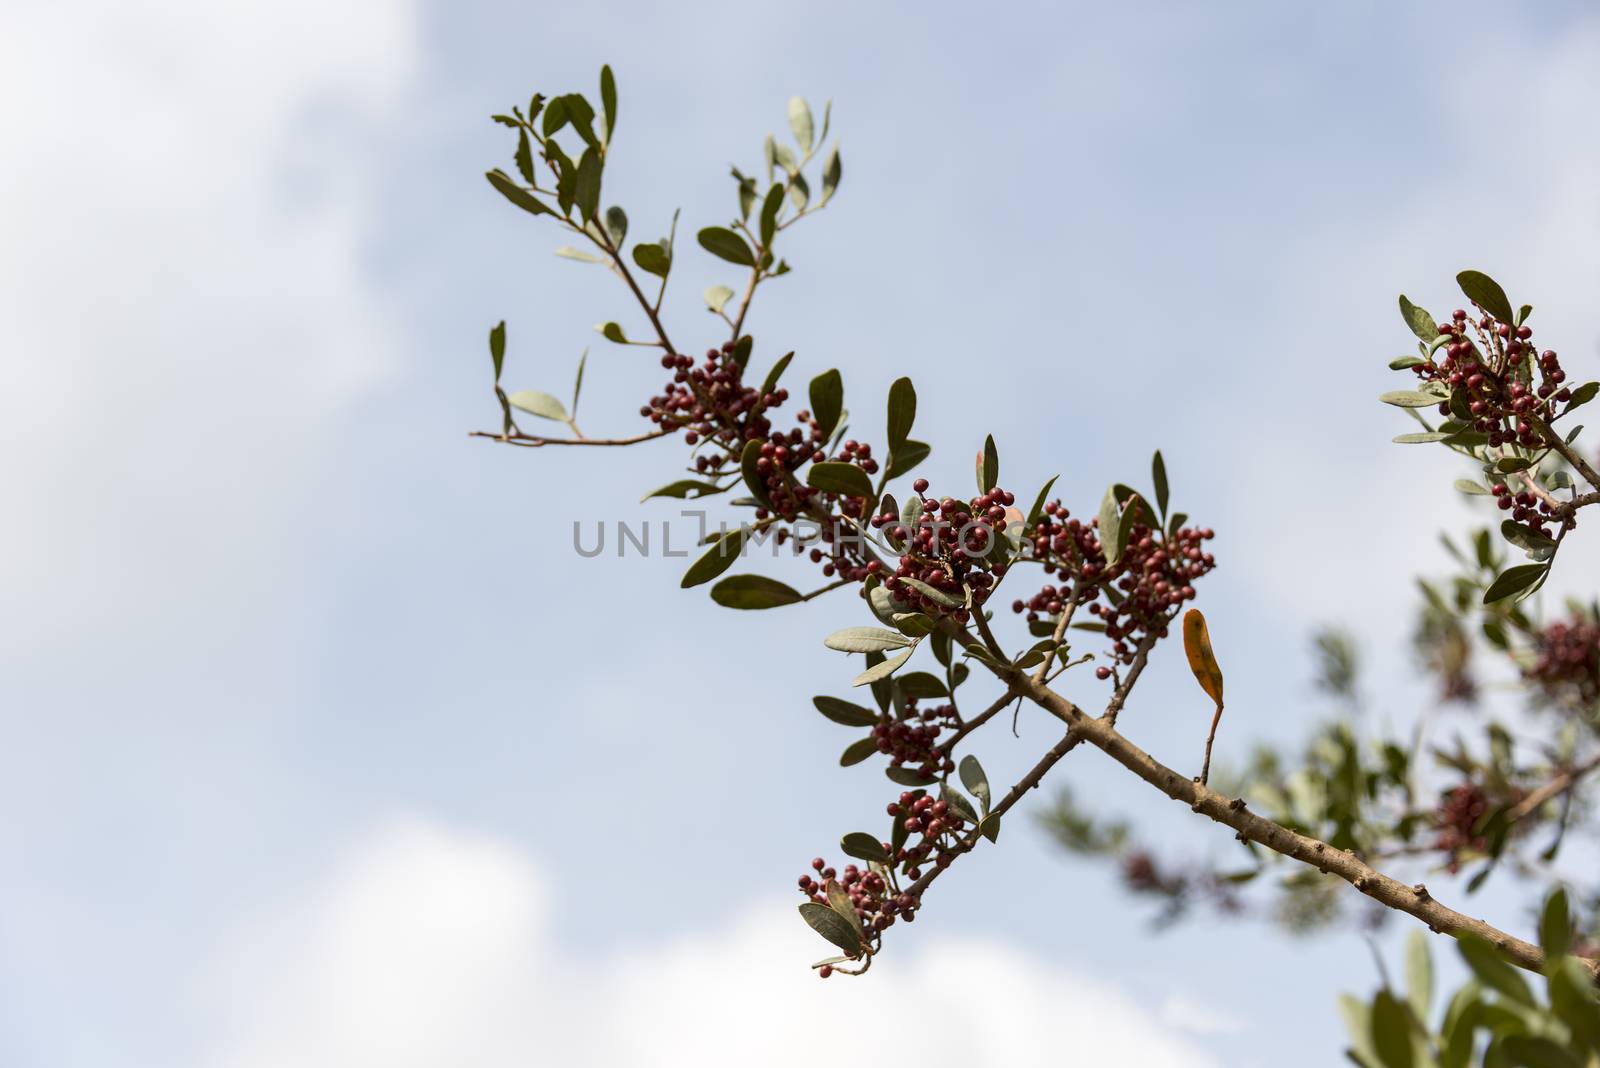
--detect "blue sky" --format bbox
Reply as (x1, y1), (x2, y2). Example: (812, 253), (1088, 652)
(4, 1), (1600, 1065)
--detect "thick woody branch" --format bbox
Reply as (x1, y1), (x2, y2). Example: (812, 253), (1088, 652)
(939, 620), (1598, 981)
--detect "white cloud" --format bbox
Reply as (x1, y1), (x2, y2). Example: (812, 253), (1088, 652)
(0, 0), (418, 651)
(205, 819), (1222, 1068)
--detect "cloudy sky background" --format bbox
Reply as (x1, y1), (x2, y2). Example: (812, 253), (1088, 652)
(4, 1), (1599, 1065)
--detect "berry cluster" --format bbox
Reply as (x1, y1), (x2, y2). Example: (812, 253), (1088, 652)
(796, 857), (913, 978)
(871, 698), (960, 779)
(1411, 309), (1573, 450)
(1433, 782), (1491, 873)
(869, 478), (1017, 619)
(643, 343), (789, 450)
(1526, 615), (1600, 711)
(1013, 501), (1216, 666)
(889, 790), (969, 881)
(1490, 483), (1569, 539)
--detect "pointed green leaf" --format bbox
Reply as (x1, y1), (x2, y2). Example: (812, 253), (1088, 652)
(797, 901), (862, 955)
(1457, 270), (1515, 324)
(959, 755), (991, 813)
(788, 96), (814, 152)
(508, 390), (567, 421)
(824, 627), (913, 653)
(808, 461), (874, 499)
(854, 648), (913, 686)
(485, 170), (556, 217)
(1399, 295), (1440, 342)
(840, 832), (888, 863)
(680, 527), (749, 589)
(813, 696), (879, 727)
(697, 226), (756, 267)
(710, 574), (803, 609)
(887, 377), (916, 452)
(810, 369), (844, 441)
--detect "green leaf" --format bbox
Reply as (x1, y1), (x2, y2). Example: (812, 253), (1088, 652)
(704, 285), (735, 315)
(840, 737), (877, 766)
(1390, 355), (1427, 370)
(1399, 294), (1440, 342)
(899, 576), (962, 608)
(810, 369), (844, 441)
(1152, 450), (1169, 517)
(710, 574), (803, 609)
(560, 94), (600, 150)
(821, 144), (842, 205)
(1563, 381), (1598, 413)
(1457, 934), (1535, 1007)
(488, 321), (506, 382)
(758, 182), (784, 248)
(788, 96), (814, 152)
(739, 439), (773, 508)
(813, 696), (879, 727)
(1404, 929), (1433, 1026)
(959, 755), (991, 813)
(1457, 270), (1515, 324)
(554, 246), (602, 263)
(680, 526), (749, 589)
(540, 95), (569, 137)
(508, 390), (567, 421)
(759, 352), (794, 396)
(887, 377), (916, 453)
(840, 831), (888, 863)
(602, 206), (628, 248)
(632, 241), (671, 277)
(897, 671), (948, 699)
(1370, 990), (1414, 1068)
(854, 647), (913, 686)
(640, 479), (724, 501)
(886, 765), (937, 787)
(978, 434), (999, 494)
(1539, 887), (1572, 959)
(698, 226), (756, 267)
(1027, 475), (1059, 528)
(1499, 1036), (1581, 1068)
(824, 627), (913, 653)
(797, 902), (862, 956)
(1548, 957), (1600, 1054)
(1455, 479), (1491, 495)
(573, 148), (602, 223)
(571, 349), (586, 415)
(1340, 994), (1380, 1068)
(1098, 486), (1123, 565)
(1482, 563), (1548, 605)
(808, 461), (874, 499)
(979, 813), (1000, 843)
(941, 782), (980, 825)
(599, 65), (617, 143)
(885, 440), (930, 479)
(1393, 432), (1450, 444)
(596, 321), (628, 344)
(1502, 520), (1557, 559)
(485, 170), (556, 217)
(1381, 390), (1448, 408)
(514, 129), (537, 184)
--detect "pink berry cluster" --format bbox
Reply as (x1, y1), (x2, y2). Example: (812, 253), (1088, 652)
(643, 342), (789, 450)
(1490, 483), (1569, 539)
(868, 477), (1016, 619)
(1433, 782), (1492, 873)
(796, 858), (914, 978)
(888, 789), (970, 881)
(871, 698), (960, 779)
(1013, 500), (1216, 667)
(1525, 615), (1600, 710)
(1410, 308), (1573, 449)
